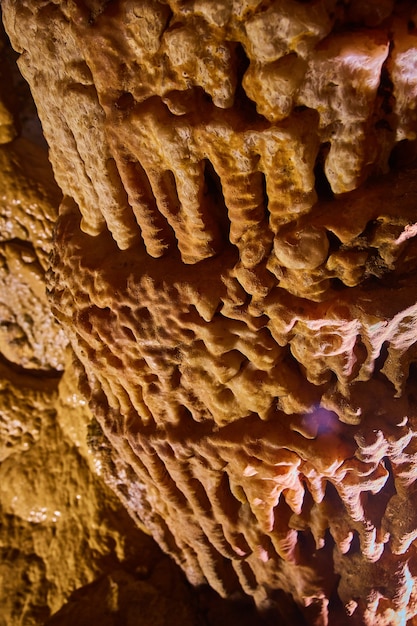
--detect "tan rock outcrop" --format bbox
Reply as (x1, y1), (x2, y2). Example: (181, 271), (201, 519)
(2, 1), (417, 625)
(1, 24), (258, 626)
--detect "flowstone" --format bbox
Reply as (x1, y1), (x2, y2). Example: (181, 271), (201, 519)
(2, 2), (417, 624)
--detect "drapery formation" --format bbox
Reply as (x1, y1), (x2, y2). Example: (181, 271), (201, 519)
(2, 1), (417, 624)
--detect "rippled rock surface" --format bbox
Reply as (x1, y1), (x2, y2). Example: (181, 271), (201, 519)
(2, 2), (417, 624)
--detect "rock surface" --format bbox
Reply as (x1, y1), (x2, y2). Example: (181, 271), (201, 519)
(0, 22), (263, 626)
(1, 1), (417, 625)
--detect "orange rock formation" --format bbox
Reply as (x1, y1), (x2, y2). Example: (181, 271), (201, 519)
(2, 1), (417, 624)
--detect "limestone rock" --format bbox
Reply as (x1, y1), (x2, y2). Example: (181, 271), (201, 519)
(2, 1), (417, 625)
(0, 36), (258, 626)
(0, 240), (67, 370)
(0, 362), (135, 620)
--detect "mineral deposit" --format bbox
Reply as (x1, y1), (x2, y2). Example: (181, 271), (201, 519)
(2, 1), (417, 625)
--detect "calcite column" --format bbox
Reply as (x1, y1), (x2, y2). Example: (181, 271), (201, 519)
(0, 18), (189, 626)
(3, 1), (417, 624)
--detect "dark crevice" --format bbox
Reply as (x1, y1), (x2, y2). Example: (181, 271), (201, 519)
(233, 43), (268, 126)
(238, 560), (257, 592)
(389, 138), (417, 170)
(373, 340), (389, 374)
(374, 39), (398, 174)
(326, 230), (342, 255)
(359, 219), (381, 244)
(203, 159), (231, 242)
(215, 472), (241, 526)
(296, 528), (317, 556)
(260, 170), (270, 222)
(346, 530), (360, 555)
(188, 477), (212, 514)
(264, 588), (309, 626)
(253, 0), (275, 13)
(327, 574), (349, 626)
(163, 5), (175, 31)
(120, 325), (135, 342)
(179, 405), (193, 421)
(114, 91), (135, 111)
(408, 362), (417, 405)
(377, 49), (395, 118)
(157, 169), (181, 219)
(0, 352), (63, 380)
(0, 237), (38, 253)
(329, 277), (346, 291)
(2, 23), (47, 148)
(213, 551), (242, 596)
(366, 456), (397, 528)
(314, 142), (334, 201)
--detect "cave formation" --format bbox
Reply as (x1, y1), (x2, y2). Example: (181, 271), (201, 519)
(1, 1), (417, 625)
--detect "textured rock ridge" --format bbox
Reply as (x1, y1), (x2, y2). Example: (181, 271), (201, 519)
(0, 22), (175, 624)
(0, 21), (266, 626)
(2, 1), (417, 624)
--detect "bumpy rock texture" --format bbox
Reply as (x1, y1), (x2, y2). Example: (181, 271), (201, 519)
(2, 1), (417, 625)
(0, 20), (262, 626)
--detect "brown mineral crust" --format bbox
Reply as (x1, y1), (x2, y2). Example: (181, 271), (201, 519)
(3, 0), (417, 625)
(47, 191), (417, 624)
(5, 0), (417, 262)
(1, 350), (222, 626)
(0, 137), (61, 267)
(296, 29), (390, 194)
(0, 239), (67, 370)
(0, 40), (176, 622)
(0, 27), (269, 626)
(0, 132), (66, 371)
(0, 34), (67, 372)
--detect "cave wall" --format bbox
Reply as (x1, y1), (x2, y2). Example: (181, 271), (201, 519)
(1, 1), (417, 625)
(0, 18), (266, 626)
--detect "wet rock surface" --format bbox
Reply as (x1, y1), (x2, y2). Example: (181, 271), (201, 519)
(1, 2), (417, 625)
